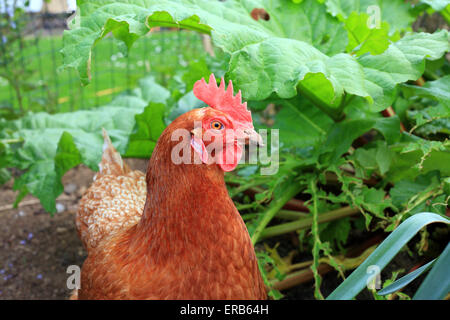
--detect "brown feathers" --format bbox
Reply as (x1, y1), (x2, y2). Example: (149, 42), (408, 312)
(76, 129), (146, 249)
(75, 103), (266, 300)
(97, 128), (130, 177)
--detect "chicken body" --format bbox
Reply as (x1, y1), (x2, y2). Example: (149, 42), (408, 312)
(76, 130), (147, 250)
(75, 110), (266, 300)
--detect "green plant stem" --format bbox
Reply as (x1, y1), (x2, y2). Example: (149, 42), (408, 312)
(423, 69), (439, 81)
(251, 182), (303, 244)
(287, 260), (314, 272)
(259, 206), (360, 240)
(310, 179), (325, 300)
(271, 244), (378, 291)
(340, 94), (355, 113)
(0, 138), (23, 144)
(241, 209), (309, 222)
(276, 209), (309, 220)
(241, 213), (260, 221)
(297, 82), (345, 122)
(236, 203), (259, 211)
(12, 79), (24, 113)
(271, 263), (333, 291)
(229, 181), (267, 198)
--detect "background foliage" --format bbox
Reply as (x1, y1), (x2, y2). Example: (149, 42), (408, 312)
(1, 0), (449, 299)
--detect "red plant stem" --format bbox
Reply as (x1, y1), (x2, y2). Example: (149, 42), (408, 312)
(272, 263), (333, 291)
(381, 106), (406, 132)
(282, 198), (310, 212)
(242, 188), (310, 212)
(414, 77), (425, 87)
(408, 260), (427, 273)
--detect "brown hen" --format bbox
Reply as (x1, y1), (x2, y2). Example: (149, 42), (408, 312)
(74, 74), (267, 300)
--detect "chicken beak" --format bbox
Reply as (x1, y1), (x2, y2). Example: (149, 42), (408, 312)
(243, 129), (264, 147)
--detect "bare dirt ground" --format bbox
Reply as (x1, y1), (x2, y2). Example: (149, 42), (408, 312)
(0, 159), (148, 300)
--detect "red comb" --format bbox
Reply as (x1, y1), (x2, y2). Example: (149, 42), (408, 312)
(193, 74), (253, 128)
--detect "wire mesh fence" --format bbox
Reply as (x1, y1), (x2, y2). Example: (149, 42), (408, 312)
(0, 9), (204, 116)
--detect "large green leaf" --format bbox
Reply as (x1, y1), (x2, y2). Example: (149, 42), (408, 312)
(232, 0), (348, 56)
(272, 97), (334, 150)
(3, 76), (167, 213)
(413, 242), (450, 300)
(327, 212), (450, 300)
(357, 31), (449, 111)
(407, 104), (450, 136)
(320, 118), (376, 164)
(228, 38), (370, 104)
(325, 0), (417, 34)
(402, 75), (450, 107)
(389, 171), (441, 209)
(377, 258), (436, 296)
(420, 0), (450, 11)
(319, 115), (401, 164)
(385, 132), (450, 183)
(63, 0), (448, 112)
(344, 11), (390, 56)
(388, 147), (450, 183)
(125, 102), (166, 158)
(0, 168), (11, 185)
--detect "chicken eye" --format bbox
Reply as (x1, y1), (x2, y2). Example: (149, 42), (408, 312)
(210, 120), (224, 130)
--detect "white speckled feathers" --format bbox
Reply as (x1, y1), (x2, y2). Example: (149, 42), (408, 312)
(76, 130), (147, 250)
